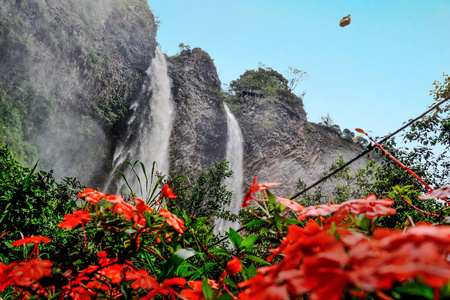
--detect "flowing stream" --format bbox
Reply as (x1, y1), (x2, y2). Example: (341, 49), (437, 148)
(215, 103), (245, 233)
(104, 49), (174, 199)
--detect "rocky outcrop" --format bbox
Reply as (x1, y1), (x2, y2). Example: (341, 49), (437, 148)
(226, 91), (366, 197)
(167, 49), (228, 178)
(0, 0), (157, 185)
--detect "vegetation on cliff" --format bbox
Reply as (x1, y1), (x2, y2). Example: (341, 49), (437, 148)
(0, 0), (157, 185)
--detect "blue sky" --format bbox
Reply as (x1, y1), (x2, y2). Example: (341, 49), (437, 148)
(147, 0), (450, 139)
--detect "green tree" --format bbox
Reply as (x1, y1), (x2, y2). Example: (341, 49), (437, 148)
(166, 159), (237, 222)
(402, 74), (450, 185)
(342, 128), (355, 141)
(229, 65), (289, 96)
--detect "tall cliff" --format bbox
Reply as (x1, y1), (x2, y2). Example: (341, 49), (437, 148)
(167, 49), (228, 178)
(0, 0), (157, 185)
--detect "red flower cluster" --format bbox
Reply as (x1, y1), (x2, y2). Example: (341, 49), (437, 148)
(420, 184), (450, 201)
(58, 251), (189, 299)
(12, 236), (51, 246)
(159, 209), (186, 234)
(161, 184), (177, 199)
(0, 259), (53, 295)
(276, 194), (396, 221)
(77, 188), (106, 204)
(58, 210), (91, 229)
(239, 220), (450, 299)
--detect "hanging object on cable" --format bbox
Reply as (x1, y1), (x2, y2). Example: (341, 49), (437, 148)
(339, 14), (351, 27)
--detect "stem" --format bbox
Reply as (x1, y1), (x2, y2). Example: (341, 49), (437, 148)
(142, 246), (166, 261)
(221, 273), (238, 300)
(190, 229), (224, 268)
(82, 224), (87, 250)
(375, 290), (395, 300)
(367, 135), (432, 190)
(152, 222), (167, 247)
(399, 193), (441, 218)
(249, 209), (264, 220)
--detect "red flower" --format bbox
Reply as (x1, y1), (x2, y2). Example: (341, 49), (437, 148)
(12, 236), (51, 247)
(180, 281), (204, 300)
(58, 210), (90, 229)
(243, 177), (282, 207)
(0, 262), (19, 291)
(77, 188), (106, 204)
(276, 196), (305, 213)
(340, 194), (396, 219)
(419, 185), (450, 201)
(10, 259), (53, 286)
(161, 184), (177, 199)
(225, 257), (242, 276)
(142, 277), (187, 300)
(113, 201), (136, 220)
(105, 194), (124, 204)
(98, 263), (128, 284)
(181, 280), (218, 299)
(296, 204), (341, 220)
(132, 197), (153, 213)
(126, 269), (158, 290)
(159, 209), (186, 234)
(207, 279), (219, 289)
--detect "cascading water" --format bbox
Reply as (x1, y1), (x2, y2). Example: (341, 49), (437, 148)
(215, 103), (245, 233)
(104, 49), (174, 199)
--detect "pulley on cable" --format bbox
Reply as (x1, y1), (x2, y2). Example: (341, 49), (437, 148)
(339, 14), (351, 27)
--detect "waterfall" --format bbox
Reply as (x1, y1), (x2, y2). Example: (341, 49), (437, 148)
(215, 103), (245, 233)
(104, 49), (174, 199)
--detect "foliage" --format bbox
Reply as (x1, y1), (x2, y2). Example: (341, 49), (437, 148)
(0, 146), (84, 265)
(402, 74), (450, 184)
(317, 113), (369, 146)
(228, 63), (305, 98)
(167, 159), (238, 222)
(0, 85), (38, 165)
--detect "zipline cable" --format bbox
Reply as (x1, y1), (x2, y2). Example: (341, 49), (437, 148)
(291, 96), (450, 199)
(211, 96), (449, 246)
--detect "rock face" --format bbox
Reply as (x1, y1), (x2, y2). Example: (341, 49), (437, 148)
(227, 92), (366, 197)
(0, 0), (157, 185)
(167, 49), (228, 178)
(165, 49), (366, 197)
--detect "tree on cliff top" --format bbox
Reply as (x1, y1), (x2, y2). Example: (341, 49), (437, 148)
(229, 63), (306, 97)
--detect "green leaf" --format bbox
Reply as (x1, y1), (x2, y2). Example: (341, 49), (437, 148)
(358, 216), (372, 232)
(246, 264), (257, 279)
(267, 190), (277, 209)
(224, 278), (237, 288)
(209, 248), (231, 255)
(226, 228), (243, 249)
(245, 254), (270, 265)
(284, 218), (303, 225)
(158, 248), (196, 282)
(190, 263), (218, 280)
(392, 282), (434, 299)
(240, 235), (258, 248)
(22, 158), (39, 189)
(201, 277), (214, 300)
(260, 228), (269, 235)
(243, 219), (267, 227)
